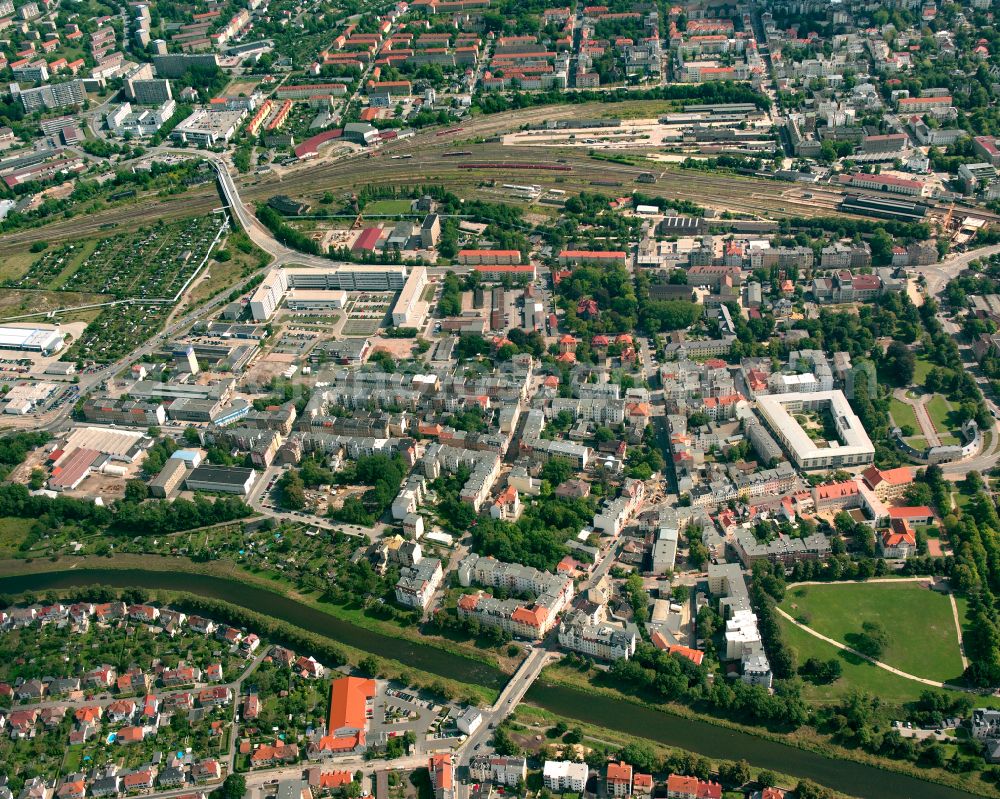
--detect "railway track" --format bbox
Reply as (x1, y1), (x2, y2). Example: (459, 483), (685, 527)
(245, 152), (839, 219)
(2, 102), (923, 258)
(0, 188), (218, 256)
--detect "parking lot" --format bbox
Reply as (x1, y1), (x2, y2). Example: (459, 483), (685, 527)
(346, 292), (394, 322)
(369, 683), (466, 750)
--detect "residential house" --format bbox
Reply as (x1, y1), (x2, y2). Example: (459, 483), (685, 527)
(665, 774), (722, 799)
(250, 742), (300, 767)
(192, 760), (221, 783)
(607, 763), (632, 798)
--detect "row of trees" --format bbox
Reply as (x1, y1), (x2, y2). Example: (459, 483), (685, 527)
(256, 203), (321, 255)
(0, 481), (250, 537)
(607, 641), (809, 728)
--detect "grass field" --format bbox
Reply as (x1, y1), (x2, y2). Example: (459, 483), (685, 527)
(914, 356), (935, 386)
(926, 394), (955, 436)
(889, 398), (919, 433)
(365, 199), (416, 215)
(0, 249), (40, 282)
(781, 582), (964, 683)
(597, 100), (682, 119)
(0, 517), (31, 557)
(0, 289), (104, 323)
(188, 235), (268, 306)
(904, 436), (928, 449)
(777, 616), (935, 706)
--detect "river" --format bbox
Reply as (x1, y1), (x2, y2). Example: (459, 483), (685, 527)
(0, 567), (988, 799)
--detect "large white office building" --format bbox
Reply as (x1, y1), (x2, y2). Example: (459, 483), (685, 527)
(755, 390), (875, 470)
(248, 268), (289, 321)
(249, 265), (412, 321)
(391, 266), (428, 327)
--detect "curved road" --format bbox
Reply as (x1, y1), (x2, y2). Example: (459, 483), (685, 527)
(911, 244), (1000, 477)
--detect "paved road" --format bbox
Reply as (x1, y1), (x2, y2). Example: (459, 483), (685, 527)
(913, 242), (1000, 297)
(910, 244), (1000, 477)
(948, 592), (970, 672)
(225, 651), (269, 771)
(455, 646), (558, 789)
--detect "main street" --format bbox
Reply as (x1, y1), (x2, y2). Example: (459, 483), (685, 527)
(910, 243), (1000, 477)
(454, 646), (560, 799)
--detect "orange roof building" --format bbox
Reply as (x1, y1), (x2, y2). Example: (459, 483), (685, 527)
(861, 465), (913, 501)
(429, 754), (454, 799)
(665, 774), (722, 799)
(888, 505), (934, 523)
(632, 773), (653, 795)
(651, 633), (705, 666)
(607, 762), (632, 797)
(327, 676), (376, 750)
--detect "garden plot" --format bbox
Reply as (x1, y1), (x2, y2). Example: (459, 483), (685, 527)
(9, 215), (225, 300)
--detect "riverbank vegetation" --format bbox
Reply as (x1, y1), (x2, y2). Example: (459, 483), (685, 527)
(506, 704), (854, 799)
(540, 658), (1000, 799)
(1, 559), (994, 798)
(3, 581), (497, 707)
(0, 550), (522, 678)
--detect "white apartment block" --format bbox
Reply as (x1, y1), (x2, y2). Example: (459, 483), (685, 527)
(249, 268), (289, 321)
(457, 553), (574, 612)
(543, 762), (588, 792)
(394, 557), (443, 610)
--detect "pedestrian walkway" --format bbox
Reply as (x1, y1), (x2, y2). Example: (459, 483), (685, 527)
(948, 592), (970, 671)
(774, 606), (972, 692)
(893, 388), (940, 447)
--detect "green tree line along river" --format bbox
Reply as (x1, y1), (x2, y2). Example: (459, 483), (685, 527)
(0, 567), (984, 799)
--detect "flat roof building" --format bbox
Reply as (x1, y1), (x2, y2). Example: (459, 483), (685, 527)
(149, 457), (188, 498)
(184, 465), (257, 495)
(170, 109), (245, 145)
(62, 426), (149, 462)
(391, 266), (428, 328)
(543, 762), (588, 793)
(285, 289), (348, 311)
(756, 390), (875, 470)
(0, 324), (64, 354)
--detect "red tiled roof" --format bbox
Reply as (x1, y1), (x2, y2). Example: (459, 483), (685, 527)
(559, 249), (626, 258)
(665, 775), (721, 799)
(511, 605), (547, 627)
(430, 754), (453, 791)
(888, 505), (933, 519)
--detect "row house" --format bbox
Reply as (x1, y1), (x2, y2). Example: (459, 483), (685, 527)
(456, 592), (556, 640)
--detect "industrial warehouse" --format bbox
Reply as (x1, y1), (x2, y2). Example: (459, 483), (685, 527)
(0, 324), (65, 355)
